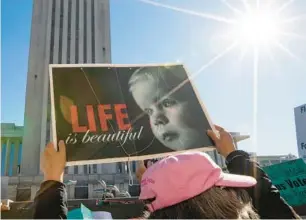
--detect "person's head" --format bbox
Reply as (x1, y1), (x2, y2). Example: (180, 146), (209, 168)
(144, 159), (158, 168)
(129, 66), (206, 151)
(139, 151), (259, 219)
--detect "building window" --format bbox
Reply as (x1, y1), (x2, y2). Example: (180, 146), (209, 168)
(75, 0), (80, 63)
(93, 164), (97, 173)
(91, 0), (95, 63)
(58, 0), (64, 64)
(74, 166), (78, 174)
(132, 161), (136, 173)
(117, 163), (122, 173)
(49, 0), (56, 64)
(67, 0), (72, 63)
(64, 167), (69, 174)
(83, 0), (87, 63)
(84, 165), (88, 174)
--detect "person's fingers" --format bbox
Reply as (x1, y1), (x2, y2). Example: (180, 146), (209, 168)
(46, 142), (56, 153)
(46, 142), (53, 148)
(44, 145), (53, 156)
(207, 130), (219, 143)
(58, 140), (66, 155)
(214, 125), (225, 132)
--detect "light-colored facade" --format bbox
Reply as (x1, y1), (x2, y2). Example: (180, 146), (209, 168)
(294, 104), (306, 162)
(249, 153), (297, 167)
(1, 123), (23, 176)
(22, 0), (113, 175)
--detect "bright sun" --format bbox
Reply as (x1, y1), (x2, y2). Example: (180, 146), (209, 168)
(234, 9), (282, 46)
(139, 0), (303, 152)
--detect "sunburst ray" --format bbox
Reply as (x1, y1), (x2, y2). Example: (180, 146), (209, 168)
(273, 41), (300, 60)
(252, 46), (259, 152)
(221, 0), (244, 15)
(138, 0), (237, 24)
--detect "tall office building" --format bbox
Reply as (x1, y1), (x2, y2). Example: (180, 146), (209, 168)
(22, 0), (112, 175)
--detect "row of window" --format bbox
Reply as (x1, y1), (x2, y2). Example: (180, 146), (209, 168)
(64, 162), (138, 175)
(64, 164), (98, 174)
(50, 0), (96, 64)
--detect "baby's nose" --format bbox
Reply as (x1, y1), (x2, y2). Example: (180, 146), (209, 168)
(153, 113), (169, 126)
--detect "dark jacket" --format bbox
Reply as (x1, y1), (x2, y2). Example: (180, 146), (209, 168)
(33, 150), (299, 219)
(226, 150), (299, 219)
(33, 180), (67, 219)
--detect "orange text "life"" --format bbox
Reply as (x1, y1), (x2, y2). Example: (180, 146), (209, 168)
(70, 104), (131, 133)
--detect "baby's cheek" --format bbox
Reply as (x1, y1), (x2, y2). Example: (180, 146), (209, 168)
(170, 105), (188, 117)
(148, 118), (157, 132)
(175, 105), (195, 125)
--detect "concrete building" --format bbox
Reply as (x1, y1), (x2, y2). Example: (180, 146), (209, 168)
(22, 0), (113, 175)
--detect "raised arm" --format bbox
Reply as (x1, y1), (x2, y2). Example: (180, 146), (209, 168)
(33, 141), (68, 219)
(207, 125), (299, 219)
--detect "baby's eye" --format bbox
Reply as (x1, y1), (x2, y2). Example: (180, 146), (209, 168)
(144, 108), (153, 116)
(162, 98), (176, 108)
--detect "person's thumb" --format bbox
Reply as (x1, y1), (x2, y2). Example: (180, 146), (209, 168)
(207, 130), (219, 144)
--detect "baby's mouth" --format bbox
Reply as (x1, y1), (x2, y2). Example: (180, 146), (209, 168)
(162, 131), (179, 142)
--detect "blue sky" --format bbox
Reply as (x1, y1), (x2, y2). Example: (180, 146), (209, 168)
(2, 0), (306, 156)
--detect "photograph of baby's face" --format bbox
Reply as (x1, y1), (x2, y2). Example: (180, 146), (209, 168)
(129, 67), (207, 151)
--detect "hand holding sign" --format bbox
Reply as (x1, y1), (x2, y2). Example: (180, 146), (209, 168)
(207, 125), (235, 158)
(40, 141), (66, 182)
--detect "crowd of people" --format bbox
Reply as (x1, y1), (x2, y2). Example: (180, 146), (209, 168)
(33, 125), (301, 219)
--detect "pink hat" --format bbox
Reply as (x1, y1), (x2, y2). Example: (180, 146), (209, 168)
(139, 151), (256, 212)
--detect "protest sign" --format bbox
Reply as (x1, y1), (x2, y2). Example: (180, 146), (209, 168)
(49, 64), (215, 165)
(262, 159), (306, 206)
